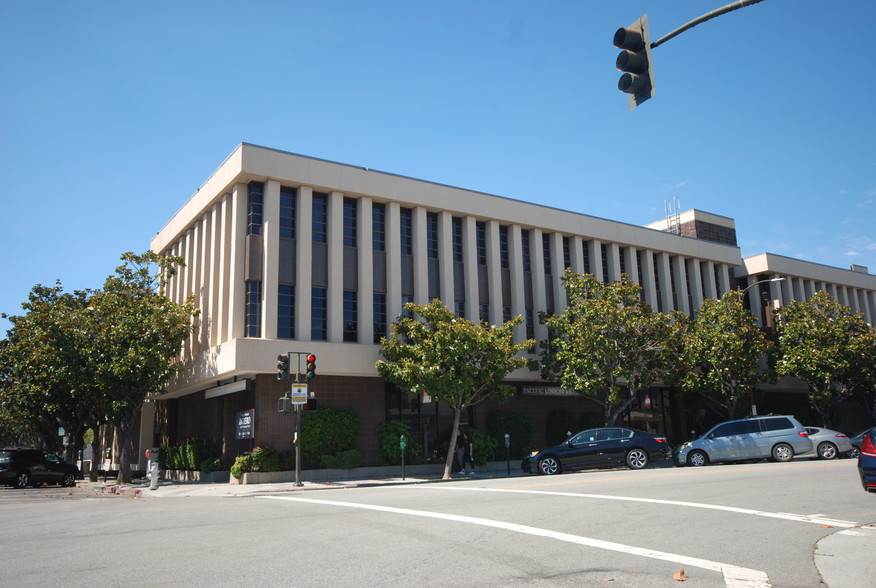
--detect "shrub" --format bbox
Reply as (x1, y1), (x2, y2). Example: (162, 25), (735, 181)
(320, 450), (363, 469)
(487, 411), (531, 459)
(199, 458), (223, 474)
(376, 420), (424, 465)
(300, 407), (359, 469)
(230, 454), (252, 480)
(466, 428), (498, 465)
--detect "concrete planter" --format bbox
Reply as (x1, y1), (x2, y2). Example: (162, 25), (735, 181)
(233, 461), (511, 485)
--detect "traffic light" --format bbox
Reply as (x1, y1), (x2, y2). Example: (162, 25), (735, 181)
(614, 14), (655, 110)
(277, 353), (291, 381)
(305, 354), (317, 380)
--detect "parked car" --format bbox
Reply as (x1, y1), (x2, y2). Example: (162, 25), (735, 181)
(674, 415), (812, 467)
(521, 427), (671, 475)
(797, 427), (852, 460)
(858, 430), (876, 493)
(0, 448), (81, 488)
(847, 427), (875, 459)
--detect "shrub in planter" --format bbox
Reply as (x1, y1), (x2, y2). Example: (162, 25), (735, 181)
(466, 428), (498, 465)
(300, 407), (358, 469)
(230, 454), (252, 480)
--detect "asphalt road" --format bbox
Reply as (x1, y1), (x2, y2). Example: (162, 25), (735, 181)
(2, 459), (874, 587)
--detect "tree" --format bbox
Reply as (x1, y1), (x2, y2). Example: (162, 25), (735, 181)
(774, 291), (873, 428)
(673, 290), (773, 420)
(84, 251), (196, 483)
(376, 300), (533, 479)
(0, 252), (196, 483)
(534, 270), (674, 426)
(0, 283), (96, 457)
(849, 328), (876, 426)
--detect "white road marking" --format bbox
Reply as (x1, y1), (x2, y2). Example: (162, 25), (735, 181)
(261, 494), (770, 587)
(427, 486), (872, 529)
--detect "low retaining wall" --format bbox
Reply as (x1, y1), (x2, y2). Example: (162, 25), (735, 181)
(163, 470), (231, 483)
(235, 461), (514, 485)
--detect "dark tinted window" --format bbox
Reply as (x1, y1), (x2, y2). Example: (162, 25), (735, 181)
(761, 417), (793, 432)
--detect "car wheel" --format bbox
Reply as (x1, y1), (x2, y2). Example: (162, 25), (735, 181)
(817, 442), (838, 460)
(538, 456), (561, 475)
(772, 443), (793, 462)
(62, 473), (76, 487)
(626, 449), (649, 470)
(14, 471), (30, 489)
(848, 447), (860, 459)
(687, 450), (708, 467)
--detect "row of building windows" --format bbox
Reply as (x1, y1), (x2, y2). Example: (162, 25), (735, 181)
(241, 181), (737, 344)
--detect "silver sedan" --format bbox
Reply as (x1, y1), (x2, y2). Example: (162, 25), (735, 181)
(797, 427), (853, 459)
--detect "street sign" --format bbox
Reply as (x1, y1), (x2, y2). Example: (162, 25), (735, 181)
(290, 384), (308, 405)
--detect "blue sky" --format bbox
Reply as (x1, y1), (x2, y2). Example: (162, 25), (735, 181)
(2, 0), (874, 334)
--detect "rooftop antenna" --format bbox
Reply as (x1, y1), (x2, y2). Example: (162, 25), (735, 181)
(664, 197), (681, 235)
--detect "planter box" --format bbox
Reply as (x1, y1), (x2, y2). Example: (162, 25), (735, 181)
(235, 463), (459, 485)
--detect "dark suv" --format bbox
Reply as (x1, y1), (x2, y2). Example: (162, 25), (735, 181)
(0, 448), (81, 488)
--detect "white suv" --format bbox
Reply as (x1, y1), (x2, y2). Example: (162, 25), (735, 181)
(674, 415), (812, 467)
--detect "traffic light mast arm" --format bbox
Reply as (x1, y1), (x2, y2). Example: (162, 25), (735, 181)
(650, 0), (766, 49)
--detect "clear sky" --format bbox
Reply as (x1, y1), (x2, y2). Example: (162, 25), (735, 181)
(2, 0), (874, 334)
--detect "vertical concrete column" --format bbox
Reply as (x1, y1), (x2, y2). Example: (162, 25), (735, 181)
(605, 242), (621, 282)
(217, 193), (233, 344)
(864, 290), (876, 326)
(654, 253), (672, 312)
(358, 197), (374, 344)
(550, 232), (565, 313)
(508, 224), (526, 342)
(438, 211), (454, 310)
(687, 258), (704, 312)
(716, 264), (732, 297)
(570, 236), (585, 275)
(530, 229), (548, 344)
(792, 277), (805, 303)
(462, 216), (478, 322)
(641, 249), (658, 308)
(803, 279), (815, 301)
(746, 276), (765, 327)
(590, 239), (604, 282)
(486, 220), (502, 326)
(625, 247), (639, 286)
(778, 275), (793, 307)
(262, 180), (281, 340)
(229, 184), (248, 340)
(296, 186), (313, 341)
(671, 256), (690, 316)
(197, 212), (211, 353)
(702, 261), (717, 301)
(208, 202), (221, 348)
(412, 207), (428, 306)
(327, 191), (344, 342)
(386, 202), (402, 324)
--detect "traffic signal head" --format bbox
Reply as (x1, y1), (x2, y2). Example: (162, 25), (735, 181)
(614, 14), (655, 110)
(277, 353), (291, 381)
(305, 354), (317, 380)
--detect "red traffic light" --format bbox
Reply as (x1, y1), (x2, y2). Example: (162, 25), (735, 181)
(306, 354), (317, 380)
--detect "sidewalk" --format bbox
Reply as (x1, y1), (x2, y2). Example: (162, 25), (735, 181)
(79, 460), (523, 498)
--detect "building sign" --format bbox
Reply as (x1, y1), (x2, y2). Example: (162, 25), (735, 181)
(521, 387), (580, 397)
(236, 409), (255, 439)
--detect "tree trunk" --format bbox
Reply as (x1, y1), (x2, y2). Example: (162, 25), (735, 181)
(443, 410), (462, 480)
(89, 433), (103, 483)
(114, 405), (142, 485)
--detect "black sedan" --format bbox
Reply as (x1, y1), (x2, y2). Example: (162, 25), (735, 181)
(521, 427), (671, 475)
(0, 448), (81, 488)
(858, 430), (876, 493)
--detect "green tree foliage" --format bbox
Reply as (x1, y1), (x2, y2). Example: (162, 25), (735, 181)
(1, 252), (196, 483)
(376, 300), (533, 479)
(774, 291), (874, 428)
(0, 284), (95, 455)
(534, 270), (673, 426)
(673, 290), (773, 420)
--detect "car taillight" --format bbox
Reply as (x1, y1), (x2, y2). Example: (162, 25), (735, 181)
(798, 431), (809, 437)
(861, 435), (876, 458)
(835, 434), (848, 439)
(655, 437), (667, 443)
